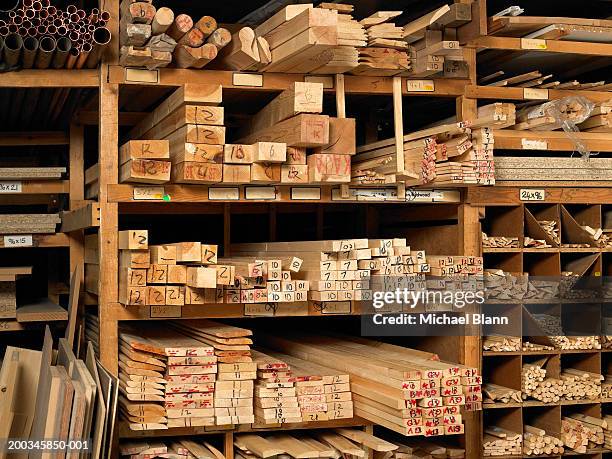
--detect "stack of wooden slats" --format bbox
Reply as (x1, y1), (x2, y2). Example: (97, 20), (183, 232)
(483, 383), (522, 404)
(482, 336), (521, 352)
(560, 368), (602, 400)
(579, 100), (612, 132)
(120, 439), (225, 459)
(479, 70), (609, 91)
(0, 267), (31, 320)
(481, 233), (519, 248)
(119, 140), (171, 184)
(255, 5), (338, 73)
(484, 270), (527, 301)
(512, 98), (592, 131)
(523, 425), (564, 456)
(234, 428), (399, 458)
(562, 415), (605, 453)
(120, 0), (231, 69)
(0, 214), (60, 234)
(127, 84), (225, 184)
(119, 325), (217, 429)
(0, 167), (65, 179)
(259, 333), (482, 436)
(172, 320), (256, 426)
(483, 426), (522, 456)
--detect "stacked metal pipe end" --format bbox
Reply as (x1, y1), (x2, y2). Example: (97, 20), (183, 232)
(0, 0), (111, 70)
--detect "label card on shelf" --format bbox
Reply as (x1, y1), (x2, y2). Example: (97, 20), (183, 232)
(304, 75), (334, 89)
(125, 68), (159, 84)
(523, 88), (548, 100)
(406, 189), (461, 203)
(520, 38), (547, 50)
(291, 187), (320, 200)
(519, 189), (546, 201)
(133, 186), (165, 200)
(407, 80), (435, 92)
(244, 303), (277, 317)
(521, 139), (548, 150)
(245, 186), (276, 200)
(4, 235), (33, 247)
(318, 301), (351, 315)
(208, 187), (240, 200)
(150, 305), (182, 318)
(233, 73), (263, 87)
(0, 182), (22, 193)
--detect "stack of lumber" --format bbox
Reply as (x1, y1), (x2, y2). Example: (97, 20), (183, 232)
(0, 167), (66, 179)
(479, 70), (609, 91)
(550, 335), (600, 350)
(484, 270), (527, 301)
(579, 101), (612, 132)
(562, 415), (605, 453)
(120, 439), (225, 458)
(522, 341), (554, 352)
(259, 333), (482, 436)
(118, 324), (217, 429)
(120, 1), (231, 69)
(352, 122), (493, 186)
(483, 426), (522, 456)
(494, 157), (612, 184)
(512, 98), (593, 131)
(523, 425), (564, 456)
(560, 368), (602, 400)
(524, 236), (551, 248)
(349, 11), (410, 76)
(483, 383), (522, 404)
(481, 233), (519, 248)
(0, 266), (31, 320)
(254, 5), (338, 73)
(234, 428), (398, 458)
(539, 220), (560, 245)
(524, 280), (559, 300)
(482, 335), (521, 352)
(119, 140), (171, 184)
(172, 320), (256, 426)
(0, 214), (60, 234)
(127, 84), (226, 184)
(237, 82), (354, 184)
(521, 358), (564, 403)
(251, 350), (302, 425)
(211, 26), (270, 71)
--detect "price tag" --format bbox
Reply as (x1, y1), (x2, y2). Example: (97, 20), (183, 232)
(245, 186), (276, 200)
(4, 235), (33, 247)
(523, 88), (548, 100)
(291, 187), (320, 200)
(244, 303), (277, 317)
(519, 189), (546, 201)
(232, 73), (263, 87)
(208, 187), (239, 200)
(125, 68), (159, 83)
(150, 305), (182, 318)
(521, 139), (548, 150)
(407, 80), (435, 92)
(521, 38), (547, 50)
(0, 181), (22, 193)
(133, 186), (165, 200)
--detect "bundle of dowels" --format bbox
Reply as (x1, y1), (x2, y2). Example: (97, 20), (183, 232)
(120, 439), (225, 458)
(523, 425), (564, 456)
(562, 415), (605, 453)
(521, 358), (562, 403)
(551, 336), (601, 350)
(481, 233), (519, 248)
(522, 341), (554, 352)
(484, 270), (527, 301)
(483, 426), (522, 456)
(120, 1), (231, 69)
(259, 333), (482, 436)
(482, 336), (521, 352)
(483, 383), (522, 404)
(539, 220), (560, 245)
(560, 368), (602, 400)
(171, 320), (257, 426)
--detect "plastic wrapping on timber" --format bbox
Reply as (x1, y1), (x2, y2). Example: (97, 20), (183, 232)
(518, 96), (596, 159)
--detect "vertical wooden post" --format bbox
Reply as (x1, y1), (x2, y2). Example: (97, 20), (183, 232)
(392, 76), (404, 173)
(224, 432), (234, 459)
(335, 74), (350, 198)
(224, 203), (231, 257)
(68, 122), (85, 276)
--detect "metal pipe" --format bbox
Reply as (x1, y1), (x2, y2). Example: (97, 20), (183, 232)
(53, 18), (62, 28)
(75, 41), (90, 68)
(27, 27), (36, 36)
(77, 9), (85, 19)
(51, 36), (70, 68)
(0, 26), (9, 36)
(0, 37), (4, 62)
(0, 20), (5, 27)
(23, 0), (33, 7)
(57, 25), (66, 35)
(3, 33), (23, 67)
(21, 36), (38, 68)
(38, 8), (47, 19)
(32, 1), (41, 12)
(8, 10), (15, 18)
(17, 26), (26, 35)
(0, 0), (19, 13)
(100, 10), (110, 21)
(47, 24), (56, 34)
(66, 5), (76, 15)
(34, 34), (54, 68)
(12, 14), (22, 25)
(65, 45), (78, 68)
(41, 0), (49, 7)
(7, 24), (17, 33)
(68, 30), (78, 42)
(36, 24), (45, 35)
(47, 5), (56, 15)
(85, 26), (110, 68)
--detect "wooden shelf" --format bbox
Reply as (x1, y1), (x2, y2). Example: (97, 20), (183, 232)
(0, 132), (69, 146)
(468, 188), (612, 205)
(0, 70), (99, 88)
(0, 180), (70, 195)
(0, 233), (69, 248)
(466, 85), (612, 103)
(493, 130), (612, 152)
(108, 65), (469, 96)
(118, 417), (369, 439)
(471, 36), (612, 57)
(108, 184), (461, 205)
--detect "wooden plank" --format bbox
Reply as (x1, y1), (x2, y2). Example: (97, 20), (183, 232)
(0, 349), (20, 442)
(61, 203), (101, 232)
(16, 299), (68, 323)
(237, 114), (329, 147)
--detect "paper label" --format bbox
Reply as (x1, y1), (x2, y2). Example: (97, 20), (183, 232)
(244, 303), (277, 317)
(125, 68), (159, 83)
(291, 187), (320, 200)
(245, 187), (276, 200)
(407, 80), (435, 92)
(406, 189), (461, 203)
(4, 235), (33, 247)
(208, 187), (240, 200)
(232, 73), (263, 87)
(521, 38), (547, 50)
(521, 139), (548, 150)
(150, 305), (182, 318)
(133, 186), (165, 200)
(519, 189), (546, 201)
(523, 88), (549, 100)
(0, 182), (22, 193)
